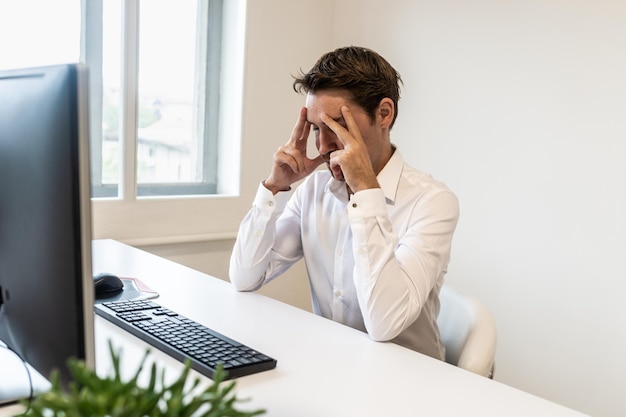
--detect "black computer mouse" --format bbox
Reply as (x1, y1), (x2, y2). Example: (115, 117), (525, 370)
(93, 272), (124, 297)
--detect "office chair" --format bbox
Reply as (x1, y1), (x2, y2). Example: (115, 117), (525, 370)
(436, 285), (497, 378)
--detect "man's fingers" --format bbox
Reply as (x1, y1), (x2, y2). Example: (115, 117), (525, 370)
(320, 112), (344, 137)
(341, 106), (360, 142)
(297, 120), (312, 152)
(278, 144), (325, 174)
(289, 107), (310, 146)
(274, 146), (302, 173)
(309, 154), (324, 167)
(320, 106), (362, 147)
(324, 150), (345, 181)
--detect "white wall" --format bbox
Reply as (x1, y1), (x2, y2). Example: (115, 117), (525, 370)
(145, 1), (626, 416)
(332, 1), (626, 416)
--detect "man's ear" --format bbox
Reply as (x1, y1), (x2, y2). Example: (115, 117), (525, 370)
(377, 98), (395, 128)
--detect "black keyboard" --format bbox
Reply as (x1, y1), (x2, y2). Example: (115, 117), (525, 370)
(94, 299), (277, 380)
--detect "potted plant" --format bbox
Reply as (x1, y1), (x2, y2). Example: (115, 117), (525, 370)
(20, 342), (265, 417)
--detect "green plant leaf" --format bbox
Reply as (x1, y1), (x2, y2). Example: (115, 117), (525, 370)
(21, 340), (266, 417)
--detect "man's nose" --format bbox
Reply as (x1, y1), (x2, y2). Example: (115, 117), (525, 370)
(317, 128), (340, 156)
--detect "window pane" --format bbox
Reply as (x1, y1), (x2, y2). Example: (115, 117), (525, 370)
(0, 0), (80, 70)
(137, 0), (201, 187)
(91, 0), (221, 199)
(101, 0), (123, 189)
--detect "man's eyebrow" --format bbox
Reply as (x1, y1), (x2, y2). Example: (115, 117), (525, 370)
(324, 116), (346, 125)
(307, 115), (346, 127)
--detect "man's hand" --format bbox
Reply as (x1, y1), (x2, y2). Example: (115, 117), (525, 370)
(263, 107), (324, 194)
(321, 106), (379, 193)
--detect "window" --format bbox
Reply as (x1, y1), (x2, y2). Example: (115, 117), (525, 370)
(0, 1), (80, 70)
(0, 0), (247, 243)
(86, 0), (223, 198)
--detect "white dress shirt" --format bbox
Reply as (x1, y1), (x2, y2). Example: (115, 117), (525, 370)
(229, 149), (459, 359)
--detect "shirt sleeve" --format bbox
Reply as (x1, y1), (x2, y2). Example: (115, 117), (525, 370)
(347, 187), (459, 341)
(229, 182), (302, 291)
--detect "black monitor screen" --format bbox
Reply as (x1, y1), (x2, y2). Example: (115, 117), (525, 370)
(0, 63), (95, 399)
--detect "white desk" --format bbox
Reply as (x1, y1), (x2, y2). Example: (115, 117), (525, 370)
(2, 239), (590, 416)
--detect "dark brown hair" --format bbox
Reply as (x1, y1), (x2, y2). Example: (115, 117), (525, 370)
(293, 46), (402, 128)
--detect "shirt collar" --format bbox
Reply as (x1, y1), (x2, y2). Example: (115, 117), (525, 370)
(325, 146), (405, 203)
(376, 147), (404, 204)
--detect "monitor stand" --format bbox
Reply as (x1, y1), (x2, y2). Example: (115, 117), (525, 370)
(0, 340), (51, 405)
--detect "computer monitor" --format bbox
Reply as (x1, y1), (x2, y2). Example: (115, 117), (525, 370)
(0, 63), (95, 403)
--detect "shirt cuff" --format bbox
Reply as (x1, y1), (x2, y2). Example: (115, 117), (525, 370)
(254, 181), (290, 213)
(347, 188), (388, 220)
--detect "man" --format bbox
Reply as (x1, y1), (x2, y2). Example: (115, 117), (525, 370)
(229, 46), (459, 360)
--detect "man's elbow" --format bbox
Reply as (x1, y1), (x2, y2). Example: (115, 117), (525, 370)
(363, 311), (412, 342)
(365, 324), (400, 342)
(229, 276), (258, 292)
(228, 268), (264, 292)
(230, 279), (250, 292)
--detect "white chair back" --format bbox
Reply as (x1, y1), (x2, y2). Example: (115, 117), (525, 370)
(437, 286), (497, 378)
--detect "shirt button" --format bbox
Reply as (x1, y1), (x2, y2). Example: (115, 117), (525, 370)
(352, 203), (357, 208)
(268, 201), (274, 207)
(334, 290), (342, 297)
(336, 249), (343, 257)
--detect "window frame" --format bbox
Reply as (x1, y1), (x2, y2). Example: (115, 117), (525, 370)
(83, 0), (248, 244)
(85, 0), (223, 199)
